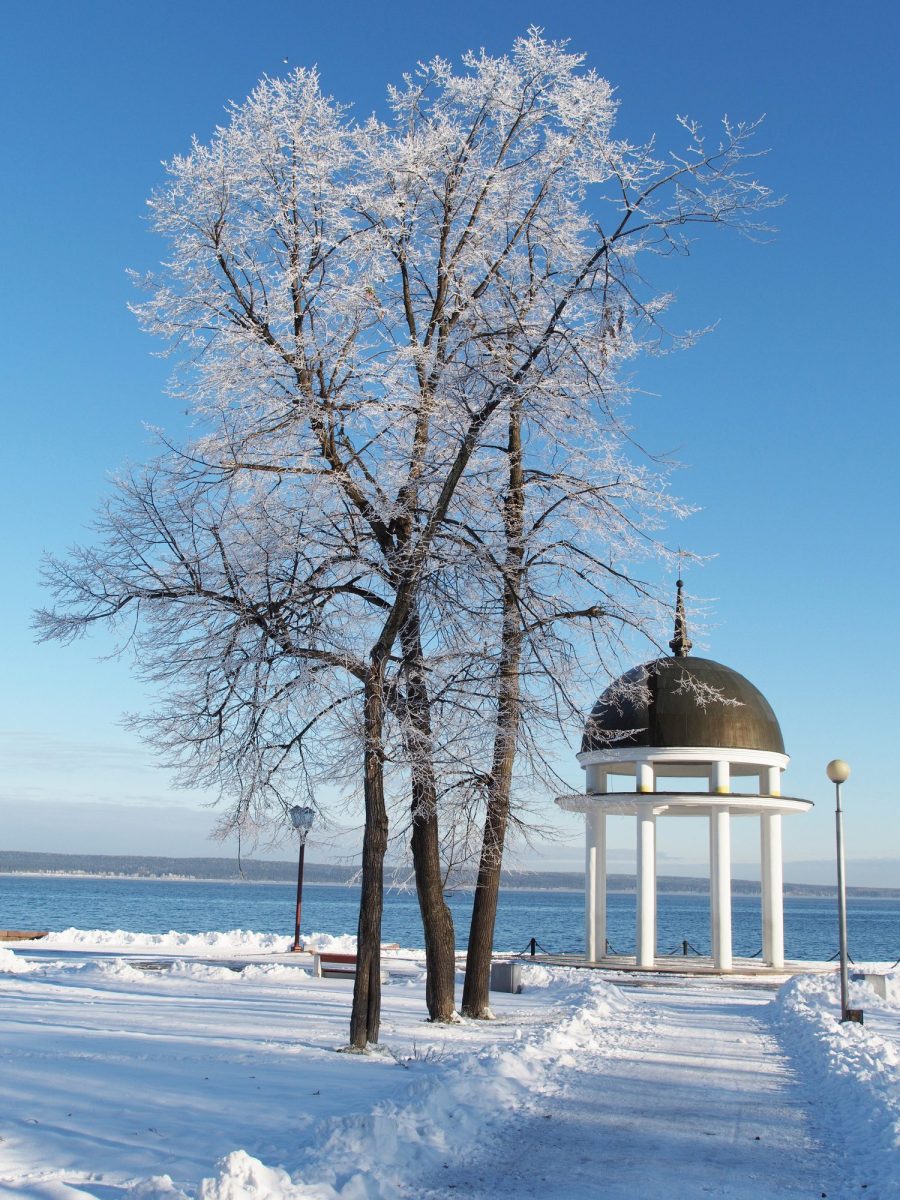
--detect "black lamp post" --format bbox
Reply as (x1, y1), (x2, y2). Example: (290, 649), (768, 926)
(289, 805), (315, 953)
(826, 759), (862, 1024)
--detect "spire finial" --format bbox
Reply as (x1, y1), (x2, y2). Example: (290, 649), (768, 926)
(669, 578), (693, 657)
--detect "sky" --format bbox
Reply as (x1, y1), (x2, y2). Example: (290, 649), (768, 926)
(0, 0), (897, 887)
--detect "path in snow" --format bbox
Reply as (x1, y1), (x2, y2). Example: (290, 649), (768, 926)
(419, 980), (846, 1200)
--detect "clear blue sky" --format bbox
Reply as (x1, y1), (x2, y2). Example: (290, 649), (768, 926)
(1, 1), (897, 885)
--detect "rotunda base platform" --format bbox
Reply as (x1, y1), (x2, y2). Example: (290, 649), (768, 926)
(522, 953), (835, 979)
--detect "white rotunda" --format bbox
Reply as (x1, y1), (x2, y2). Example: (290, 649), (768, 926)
(556, 583), (812, 971)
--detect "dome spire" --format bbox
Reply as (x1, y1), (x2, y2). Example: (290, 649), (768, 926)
(669, 579), (693, 657)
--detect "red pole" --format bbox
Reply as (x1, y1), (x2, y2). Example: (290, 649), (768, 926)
(292, 840), (306, 952)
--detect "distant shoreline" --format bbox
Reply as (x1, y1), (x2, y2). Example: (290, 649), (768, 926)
(2, 849), (898, 899)
(1, 866), (897, 901)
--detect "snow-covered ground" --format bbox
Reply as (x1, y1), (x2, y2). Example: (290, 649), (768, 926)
(0, 931), (896, 1199)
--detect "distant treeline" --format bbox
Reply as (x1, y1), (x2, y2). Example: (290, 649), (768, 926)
(0, 850), (895, 898)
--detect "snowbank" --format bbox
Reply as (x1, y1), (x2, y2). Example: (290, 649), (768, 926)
(30, 926), (376, 955)
(6, 936), (899, 1199)
(31, 928), (369, 957)
(0, 946), (35, 974)
(194, 972), (630, 1199)
(198, 1152), (321, 1200)
(35, 927), (293, 955)
(775, 972), (899, 1198)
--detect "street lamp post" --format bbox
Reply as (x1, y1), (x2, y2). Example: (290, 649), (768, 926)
(289, 805), (315, 953)
(826, 759), (862, 1024)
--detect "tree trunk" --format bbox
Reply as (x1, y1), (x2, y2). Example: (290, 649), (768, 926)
(461, 398), (524, 1019)
(349, 656), (390, 1049)
(460, 628), (522, 1016)
(401, 612), (457, 1022)
(346, 343), (520, 1043)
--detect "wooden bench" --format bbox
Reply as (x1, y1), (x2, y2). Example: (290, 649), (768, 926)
(313, 951), (357, 978)
(312, 951), (390, 982)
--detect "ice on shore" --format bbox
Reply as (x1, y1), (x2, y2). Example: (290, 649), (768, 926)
(34, 927), (361, 957)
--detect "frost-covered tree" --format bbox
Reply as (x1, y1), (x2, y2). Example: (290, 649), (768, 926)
(37, 31), (773, 1048)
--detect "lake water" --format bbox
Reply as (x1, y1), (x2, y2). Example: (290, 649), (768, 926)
(0, 874), (897, 962)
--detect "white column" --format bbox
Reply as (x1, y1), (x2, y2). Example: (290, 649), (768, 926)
(760, 813), (784, 968)
(766, 765), (781, 797)
(636, 761), (654, 794)
(584, 809), (607, 961)
(709, 811), (719, 956)
(653, 817), (659, 953)
(710, 807), (733, 970)
(586, 764), (608, 794)
(585, 815), (597, 961)
(711, 759), (730, 795)
(708, 774), (719, 958)
(636, 804), (657, 968)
